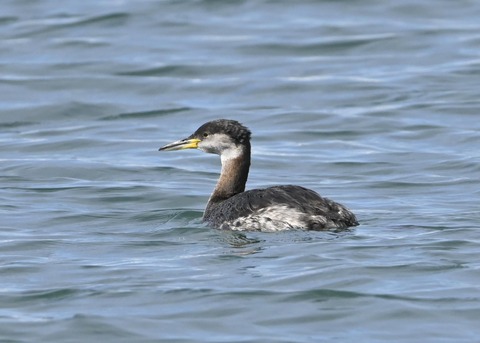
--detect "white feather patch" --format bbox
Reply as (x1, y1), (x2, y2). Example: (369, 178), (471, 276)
(220, 205), (324, 232)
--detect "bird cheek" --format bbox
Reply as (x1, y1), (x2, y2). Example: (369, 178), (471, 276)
(198, 142), (217, 154)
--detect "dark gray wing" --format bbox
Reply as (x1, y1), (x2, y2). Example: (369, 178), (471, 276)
(206, 185), (358, 230)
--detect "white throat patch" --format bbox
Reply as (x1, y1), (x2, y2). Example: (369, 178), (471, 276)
(220, 145), (243, 163)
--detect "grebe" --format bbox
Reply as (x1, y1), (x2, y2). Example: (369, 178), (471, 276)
(159, 119), (358, 232)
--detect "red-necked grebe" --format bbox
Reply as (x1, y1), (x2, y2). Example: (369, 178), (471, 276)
(159, 119), (358, 232)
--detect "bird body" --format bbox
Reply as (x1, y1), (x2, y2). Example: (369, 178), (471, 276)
(159, 119), (358, 232)
(204, 185), (358, 231)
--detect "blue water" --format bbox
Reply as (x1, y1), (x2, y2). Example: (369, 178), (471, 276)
(1, 1), (480, 342)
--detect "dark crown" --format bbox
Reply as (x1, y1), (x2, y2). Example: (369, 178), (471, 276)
(194, 119), (251, 144)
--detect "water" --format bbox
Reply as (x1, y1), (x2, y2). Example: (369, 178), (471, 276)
(1, 0), (480, 342)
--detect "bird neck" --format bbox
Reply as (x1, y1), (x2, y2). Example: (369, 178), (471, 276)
(208, 144), (250, 205)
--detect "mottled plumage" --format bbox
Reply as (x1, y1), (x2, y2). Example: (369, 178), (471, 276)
(204, 185), (358, 231)
(159, 119), (358, 232)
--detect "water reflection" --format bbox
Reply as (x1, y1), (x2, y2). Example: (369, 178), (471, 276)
(217, 230), (264, 256)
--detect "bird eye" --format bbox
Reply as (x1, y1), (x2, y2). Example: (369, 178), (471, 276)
(203, 132), (209, 138)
